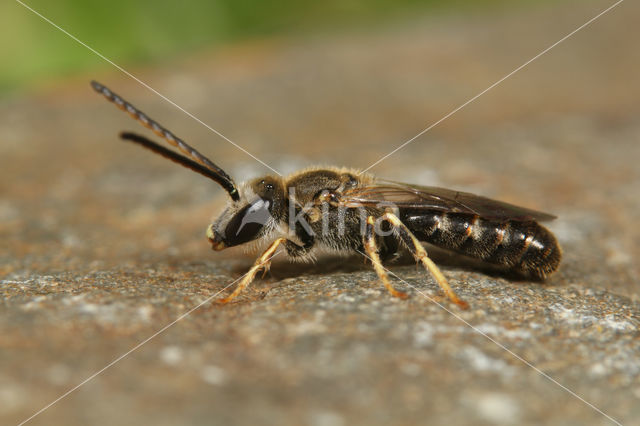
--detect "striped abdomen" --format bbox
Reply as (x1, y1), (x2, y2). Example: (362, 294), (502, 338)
(401, 211), (561, 278)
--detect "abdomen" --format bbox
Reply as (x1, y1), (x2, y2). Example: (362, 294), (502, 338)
(401, 211), (561, 278)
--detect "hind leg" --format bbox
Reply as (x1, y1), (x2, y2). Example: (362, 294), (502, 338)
(380, 213), (468, 309)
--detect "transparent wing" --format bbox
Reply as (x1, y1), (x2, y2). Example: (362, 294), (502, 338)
(340, 180), (556, 222)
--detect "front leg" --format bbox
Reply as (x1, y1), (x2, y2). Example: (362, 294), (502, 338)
(284, 237), (315, 259)
(218, 237), (315, 303)
(219, 238), (286, 303)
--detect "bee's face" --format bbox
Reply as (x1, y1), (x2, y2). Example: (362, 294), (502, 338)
(206, 176), (284, 250)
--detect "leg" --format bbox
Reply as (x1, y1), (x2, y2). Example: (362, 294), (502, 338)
(219, 238), (286, 303)
(381, 213), (469, 309)
(258, 238), (314, 278)
(363, 216), (408, 299)
(284, 234), (315, 259)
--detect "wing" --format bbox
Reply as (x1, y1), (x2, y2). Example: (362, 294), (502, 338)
(340, 180), (556, 222)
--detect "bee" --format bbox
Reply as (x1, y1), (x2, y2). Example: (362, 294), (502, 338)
(91, 81), (561, 309)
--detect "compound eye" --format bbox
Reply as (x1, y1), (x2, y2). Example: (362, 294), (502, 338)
(223, 198), (272, 246)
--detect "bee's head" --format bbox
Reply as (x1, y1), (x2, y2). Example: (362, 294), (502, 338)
(89, 82), (288, 251)
(207, 176), (285, 250)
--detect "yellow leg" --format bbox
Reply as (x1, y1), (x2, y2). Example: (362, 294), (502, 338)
(219, 238), (286, 304)
(381, 213), (469, 309)
(364, 217), (408, 299)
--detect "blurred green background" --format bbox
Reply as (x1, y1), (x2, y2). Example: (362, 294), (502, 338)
(2, 0), (536, 95)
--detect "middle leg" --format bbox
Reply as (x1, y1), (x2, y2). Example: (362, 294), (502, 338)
(363, 216), (408, 299)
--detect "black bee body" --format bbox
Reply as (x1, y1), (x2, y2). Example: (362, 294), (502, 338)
(400, 210), (561, 278)
(92, 81), (562, 308)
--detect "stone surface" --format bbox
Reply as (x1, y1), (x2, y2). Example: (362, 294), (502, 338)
(1, 2), (639, 425)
